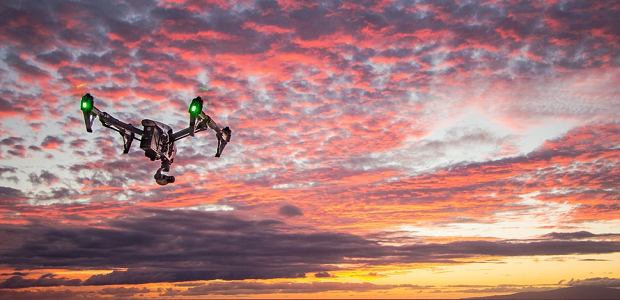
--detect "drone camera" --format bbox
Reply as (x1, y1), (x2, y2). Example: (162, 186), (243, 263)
(154, 168), (175, 186)
(155, 174), (175, 185)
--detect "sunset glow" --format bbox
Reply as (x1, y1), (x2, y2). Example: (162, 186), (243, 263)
(1, 0), (620, 299)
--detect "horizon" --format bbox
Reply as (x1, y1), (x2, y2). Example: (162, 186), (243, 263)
(1, 0), (620, 299)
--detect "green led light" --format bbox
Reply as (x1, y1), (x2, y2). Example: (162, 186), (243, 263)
(188, 97), (203, 115)
(81, 94), (94, 112)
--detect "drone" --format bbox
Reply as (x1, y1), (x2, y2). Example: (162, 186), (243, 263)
(80, 93), (231, 185)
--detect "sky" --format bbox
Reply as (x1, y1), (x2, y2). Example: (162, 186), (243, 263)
(1, 0), (620, 299)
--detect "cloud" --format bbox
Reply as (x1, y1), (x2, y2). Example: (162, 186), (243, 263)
(539, 231), (620, 240)
(0, 210), (379, 285)
(1, 210), (619, 287)
(0, 274), (81, 289)
(36, 49), (74, 66)
(458, 285), (553, 294)
(28, 170), (59, 186)
(164, 281), (424, 296)
(69, 139), (87, 149)
(0, 137), (23, 146)
(40, 136), (64, 150)
(0, 272), (26, 277)
(325, 122), (620, 228)
(399, 239), (620, 259)
(0, 98), (24, 118)
(33, 187), (76, 202)
(0, 186), (25, 206)
(567, 277), (620, 287)
(0, 289), (83, 300)
(3, 53), (51, 81)
(0, 167), (16, 175)
(278, 204), (303, 217)
(99, 287), (150, 296)
(314, 271), (334, 278)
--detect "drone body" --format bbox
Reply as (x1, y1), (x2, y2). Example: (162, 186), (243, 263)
(80, 93), (231, 185)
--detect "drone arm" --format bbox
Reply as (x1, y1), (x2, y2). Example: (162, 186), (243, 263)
(94, 112), (143, 136)
(172, 112), (231, 157)
(81, 93), (143, 154)
(172, 111), (210, 140)
(96, 112), (143, 154)
(171, 127), (197, 141)
(171, 113), (212, 141)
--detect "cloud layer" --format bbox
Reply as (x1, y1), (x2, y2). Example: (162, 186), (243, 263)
(1, 210), (620, 289)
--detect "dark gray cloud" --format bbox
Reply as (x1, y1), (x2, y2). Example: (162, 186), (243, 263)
(0, 274), (81, 289)
(0, 167), (16, 176)
(0, 272), (26, 277)
(399, 240), (620, 259)
(4, 53), (51, 80)
(76, 53), (119, 70)
(28, 170), (59, 186)
(36, 49), (74, 66)
(0, 2), (67, 51)
(0, 137), (23, 146)
(0, 210), (619, 288)
(290, 5), (340, 41)
(278, 204), (303, 217)
(83, 269), (306, 286)
(0, 136), (26, 158)
(314, 271), (333, 278)
(6, 145), (26, 158)
(27, 145), (41, 152)
(0, 186), (22, 198)
(0, 186), (25, 205)
(33, 187), (76, 202)
(0, 210), (379, 284)
(539, 231), (620, 240)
